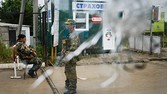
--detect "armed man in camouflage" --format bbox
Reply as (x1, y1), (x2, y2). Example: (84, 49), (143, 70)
(15, 34), (42, 78)
(63, 19), (80, 94)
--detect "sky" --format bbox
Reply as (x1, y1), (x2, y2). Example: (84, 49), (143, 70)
(151, 0), (167, 12)
(38, 0), (44, 7)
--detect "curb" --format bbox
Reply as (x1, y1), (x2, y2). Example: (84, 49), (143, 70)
(0, 62), (45, 69)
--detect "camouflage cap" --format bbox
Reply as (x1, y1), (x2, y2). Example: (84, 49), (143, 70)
(65, 19), (76, 25)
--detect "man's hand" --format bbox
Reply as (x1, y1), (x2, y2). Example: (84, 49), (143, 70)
(61, 49), (66, 55)
(30, 48), (37, 57)
(33, 51), (37, 57)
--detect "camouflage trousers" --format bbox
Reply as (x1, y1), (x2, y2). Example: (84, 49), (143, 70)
(23, 57), (42, 74)
(65, 60), (77, 94)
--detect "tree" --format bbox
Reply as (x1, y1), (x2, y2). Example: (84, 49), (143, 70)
(0, 0), (33, 26)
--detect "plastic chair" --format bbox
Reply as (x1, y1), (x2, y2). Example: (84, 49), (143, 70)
(20, 59), (38, 79)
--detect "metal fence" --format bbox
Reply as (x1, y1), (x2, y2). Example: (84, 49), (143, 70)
(128, 35), (161, 54)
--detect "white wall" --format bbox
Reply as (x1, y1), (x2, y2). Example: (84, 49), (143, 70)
(129, 35), (161, 54)
(22, 26), (30, 46)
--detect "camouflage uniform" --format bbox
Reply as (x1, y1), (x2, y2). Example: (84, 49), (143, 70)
(64, 36), (79, 94)
(15, 42), (42, 74)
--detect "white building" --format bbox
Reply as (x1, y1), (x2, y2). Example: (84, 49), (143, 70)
(0, 22), (30, 47)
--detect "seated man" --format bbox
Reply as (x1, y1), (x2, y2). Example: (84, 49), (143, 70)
(15, 34), (42, 78)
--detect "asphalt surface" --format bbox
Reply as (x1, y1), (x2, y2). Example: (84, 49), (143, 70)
(0, 50), (167, 94)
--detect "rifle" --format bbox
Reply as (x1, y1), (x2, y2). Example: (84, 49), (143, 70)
(56, 39), (71, 66)
(40, 67), (61, 94)
(56, 53), (66, 66)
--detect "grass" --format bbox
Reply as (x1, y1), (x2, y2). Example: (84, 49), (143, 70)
(0, 42), (12, 63)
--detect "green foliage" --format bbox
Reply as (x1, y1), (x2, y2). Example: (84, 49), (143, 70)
(36, 44), (43, 60)
(0, 0), (33, 25)
(0, 41), (12, 63)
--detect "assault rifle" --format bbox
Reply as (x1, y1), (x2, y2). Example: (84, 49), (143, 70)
(56, 39), (71, 66)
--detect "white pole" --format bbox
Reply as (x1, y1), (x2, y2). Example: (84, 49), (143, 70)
(150, 5), (155, 55)
(16, 56), (21, 70)
(10, 61), (21, 79)
(14, 62), (17, 77)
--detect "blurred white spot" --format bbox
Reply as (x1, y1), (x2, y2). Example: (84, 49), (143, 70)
(31, 69), (53, 89)
(101, 70), (119, 88)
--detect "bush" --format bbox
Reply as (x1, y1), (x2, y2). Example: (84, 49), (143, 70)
(0, 42), (12, 63)
(36, 44), (43, 60)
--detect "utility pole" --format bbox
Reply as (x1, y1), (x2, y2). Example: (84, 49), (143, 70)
(44, 0), (48, 66)
(150, 5), (155, 55)
(33, 0), (38, 49)
(18, 0), (26, 34)
(45, 0), (49, 31)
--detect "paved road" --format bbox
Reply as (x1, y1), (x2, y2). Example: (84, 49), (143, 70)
(0, 60), (167, 94)
(1, 49), (167, 94)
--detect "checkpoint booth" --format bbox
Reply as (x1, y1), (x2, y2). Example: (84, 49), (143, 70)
(55, 0), (116, 54)
(71, 0), (115, 54)
(72, 1), (104, 31)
